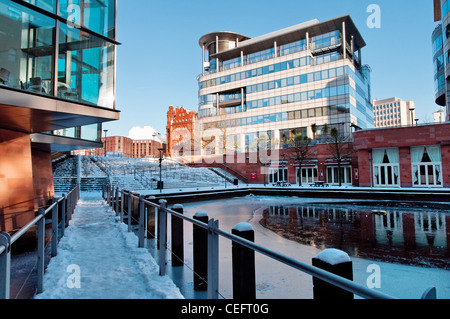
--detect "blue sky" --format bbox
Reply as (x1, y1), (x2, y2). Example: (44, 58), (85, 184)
(105, 0), (438, 138)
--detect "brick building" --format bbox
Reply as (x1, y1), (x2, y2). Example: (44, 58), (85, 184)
(166, 106), (198, 157)
(193, 141), (358, 187)
(353, 123), (450, 188)
(191, 123), (450, 189)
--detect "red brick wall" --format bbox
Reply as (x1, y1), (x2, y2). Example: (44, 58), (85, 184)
(353, 123), (450, 188)
(192, 143), (358, 185)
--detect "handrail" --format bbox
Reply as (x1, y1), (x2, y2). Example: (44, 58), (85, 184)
(0, 183), (80, 299)
(10, 197), (63, 245)
(119, 190), (397, 299)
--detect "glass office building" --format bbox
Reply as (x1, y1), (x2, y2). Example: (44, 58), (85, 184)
(0, 0), (118, 143)
(198, 15), (373, 154)
(0, 0), (119, 232)
(433, 0), (450, 121)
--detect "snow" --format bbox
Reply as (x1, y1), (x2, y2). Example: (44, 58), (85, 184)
(315, 249), (351, 265)
(45, 155), (450, 299)
(34, 192), (183, 299)
(233, 222), (254, 232)
(194, 211), (208, 218)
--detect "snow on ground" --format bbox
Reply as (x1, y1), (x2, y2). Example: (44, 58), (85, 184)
(34, 192), (183, 299)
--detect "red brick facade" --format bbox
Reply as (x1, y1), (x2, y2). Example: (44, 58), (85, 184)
(166, 106), (198, 157)
(353, 123), (450, 188)
(191, 124), (450, 188)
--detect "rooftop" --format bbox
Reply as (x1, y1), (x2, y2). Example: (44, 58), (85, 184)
(199, 15), (366, 62)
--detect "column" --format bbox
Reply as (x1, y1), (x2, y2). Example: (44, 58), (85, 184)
(306, 32), (310, 50)
(342, 21), (347, 60)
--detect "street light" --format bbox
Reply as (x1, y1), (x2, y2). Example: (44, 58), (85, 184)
(409, 105), (415, 126)
(103, 129), (108, 156)
(158, 148), (164, 193)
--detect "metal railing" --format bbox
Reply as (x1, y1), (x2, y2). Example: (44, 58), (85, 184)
(103, 185), (438, 300)
(0, 184), (80, 299)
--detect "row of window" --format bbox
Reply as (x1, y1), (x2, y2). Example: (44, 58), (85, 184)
(199, 64), (349, 108)
(374, 102), (401, 109)
(246, 84), (351, 110)
(201, 103), (351, 131)
(214, 31), (339, 74)
(246, 65), (348, 94)
(372, 147), (442, 187)
(200, 51), (341, 90)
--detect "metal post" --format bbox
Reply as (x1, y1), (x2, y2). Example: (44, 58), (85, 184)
(127, 192), (132, 232)
(36, 208), (46, 294)
(312, 249), (353, 300)
(193, 211), (208, 291)
(61, 194), (66, 236)
(51, 198), (58, 257)
(146, 196), (156, 239)
(138, 195), (145, 248)
(207, 219), (219, 299)
(115, 187), (119, 215)
(0, 232), (11, 299)
(120, 190), (124, 223)
(232, 222), (256, 299)
(171, 204), (184, 266)
(158, 200), (167, 276)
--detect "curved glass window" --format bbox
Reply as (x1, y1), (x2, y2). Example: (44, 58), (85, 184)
(59, 0), (116, 39)
(21, 0), (57, 13)
(0, 0), (55, 95)
(58, 22), (115, 108)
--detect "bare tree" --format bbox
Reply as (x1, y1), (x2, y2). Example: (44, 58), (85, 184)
(326, 127), (354, 186)
(285, 129), (315, 186)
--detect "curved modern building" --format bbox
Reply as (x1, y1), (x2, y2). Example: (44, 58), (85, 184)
(0, 0), (120, 232)
(433, 0), (450, 121)
(197, 15), (373, 155)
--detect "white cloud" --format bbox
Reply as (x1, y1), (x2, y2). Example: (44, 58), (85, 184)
(128, 126), (164, 142)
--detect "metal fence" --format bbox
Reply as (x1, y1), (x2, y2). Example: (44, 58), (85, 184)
(0, 184), (80, 299)
(103, 185), (438, 300)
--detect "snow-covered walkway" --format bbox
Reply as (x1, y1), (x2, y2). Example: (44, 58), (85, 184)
(34, 192), (183, 299)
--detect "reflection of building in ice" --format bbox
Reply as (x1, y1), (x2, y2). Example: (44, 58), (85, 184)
(263, 205), (449, 258)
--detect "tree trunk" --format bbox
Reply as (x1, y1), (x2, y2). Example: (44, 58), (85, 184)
(298, 163), (302, 186)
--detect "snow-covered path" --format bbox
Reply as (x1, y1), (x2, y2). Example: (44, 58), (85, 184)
(34, 192), (183, 299)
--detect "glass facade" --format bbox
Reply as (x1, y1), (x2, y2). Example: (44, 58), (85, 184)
(198, 19), (372, 154)
(0, 0), (117, 143)
(0, 0), (116, 108)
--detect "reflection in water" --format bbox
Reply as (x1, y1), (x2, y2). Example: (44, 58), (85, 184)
(259, 204), (450, 269)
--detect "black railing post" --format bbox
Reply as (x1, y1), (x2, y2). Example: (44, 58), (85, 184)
(312, 249), (354, 300)
(146, 196), (156, 239)
(232, 222), (256, 299)
(193, 211), (208, 291)
(171, 204), (184, 266)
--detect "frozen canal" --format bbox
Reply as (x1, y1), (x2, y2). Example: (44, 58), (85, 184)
(155, 195), (450, 299)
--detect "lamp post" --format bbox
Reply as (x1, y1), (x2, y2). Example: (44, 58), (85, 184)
(409, 105), (415, 126)
(103, 129), (108, 156)
(158, 148), (164, 193)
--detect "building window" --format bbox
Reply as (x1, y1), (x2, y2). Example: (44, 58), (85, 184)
(268, 167), (288, 184)
(411, 146), (442, 187)
(327, 166), (352, 185)
(372, 148), (399, 187)
(296, 167), (318, 185)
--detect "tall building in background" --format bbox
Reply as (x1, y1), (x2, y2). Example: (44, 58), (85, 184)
(166, 106), (198, 157)
(197, 15), (373, 155)
(0, 0), (119, 232)
(372, 97), (416, 128)
(433, 0), (450, 121)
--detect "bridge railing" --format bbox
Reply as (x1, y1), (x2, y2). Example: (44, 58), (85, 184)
(103, 184), (438, 300)
(0, 184), (80, 299)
